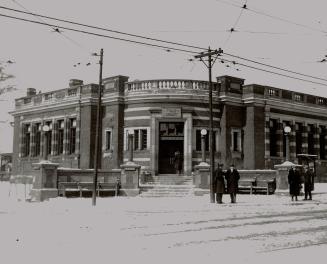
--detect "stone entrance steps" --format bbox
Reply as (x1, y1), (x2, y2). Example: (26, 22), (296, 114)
(140, 174), (194, 197)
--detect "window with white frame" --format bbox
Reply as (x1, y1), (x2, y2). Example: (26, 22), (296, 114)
(195, 129), (217, 152)
(231, 128), (242, 152)
(125, 128), (149, 150)
(105, 130), (112, 151)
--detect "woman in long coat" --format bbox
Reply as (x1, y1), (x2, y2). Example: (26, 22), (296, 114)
(225, 164), (240, 203)
(288, 167), (301, 201)
(214, 164), (225, 204)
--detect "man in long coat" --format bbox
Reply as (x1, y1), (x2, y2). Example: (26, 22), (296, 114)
(214, 164), (225, 204)
(303, 165), (314, 200)
(225, 164), (240, 203)
(288, 167), (301, 201)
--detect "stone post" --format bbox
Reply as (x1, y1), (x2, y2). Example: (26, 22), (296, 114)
(193, 162), (210, 195)
(120, 130), (141, 196)
(30, 160), (59, 201)
(120, 161), (141, 196)
(274, 161), (297, 190)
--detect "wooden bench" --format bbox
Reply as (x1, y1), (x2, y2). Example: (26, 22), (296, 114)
(252, 177), (276, 195)
(237, 178), (255, 194)
(58, 181), (120, 197)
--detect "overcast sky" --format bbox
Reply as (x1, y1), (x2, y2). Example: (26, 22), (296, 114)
(1, 0), (327, 152)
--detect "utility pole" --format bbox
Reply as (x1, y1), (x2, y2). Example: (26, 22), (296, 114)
(92, 48), (104, 206)
(195, 47), (223, 203)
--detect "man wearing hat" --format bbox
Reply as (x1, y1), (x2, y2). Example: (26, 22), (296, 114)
(303, 165), (314, 200)
(225, 164), (240, 203)
(214, 163), (225, 204)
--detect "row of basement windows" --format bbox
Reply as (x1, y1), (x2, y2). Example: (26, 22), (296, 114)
(269, 120), (327, 159)
(22, 119), (76, 157)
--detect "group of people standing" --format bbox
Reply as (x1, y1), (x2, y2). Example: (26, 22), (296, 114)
(214, 164), (240, 204)
(288, 165), (314, 201)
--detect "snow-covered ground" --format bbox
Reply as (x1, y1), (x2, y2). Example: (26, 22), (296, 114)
(1, 182), (327, 264)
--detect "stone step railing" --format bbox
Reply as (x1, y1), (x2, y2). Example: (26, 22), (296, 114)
(126, 79), (217, 93)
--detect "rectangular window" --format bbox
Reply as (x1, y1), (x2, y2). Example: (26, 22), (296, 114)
(308, 125), (314, 155)
(105, 130), (112, 151)
(296, 123), (303, 155)
(35, 123), (41, 156)
(125, 128), (149, 151)
(58, 120), (64, 154)
(231, 129), (242, 152)
(320, 126), (326, 159)
(24, 124), (31, 157)
(269, 120), (277, 157)
(196, 129), (216, 152)
(69, 118), (76, 154)
(134, 130), (139, 150)
(141, 129), (147, 150)
(44, 121), (52, 155)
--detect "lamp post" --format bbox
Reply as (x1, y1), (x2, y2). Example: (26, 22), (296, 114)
(42, 124), (50, 161)
(128, 129), (134, 162)
(201, 129), (207, 163)
(284, 126), (291, 161)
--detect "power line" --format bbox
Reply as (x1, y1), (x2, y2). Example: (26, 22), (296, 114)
(2, 9), (327, 87)
(223, 52), (327, 82)
(224, 0), (247, 46)
(9, 0), (89, 52)
(218, 56), (327, 87)
(0, 5), (206, 52)
(215, 0), (327, 35)
(0, 13), (199, 54)
(2, 4), (327, 84)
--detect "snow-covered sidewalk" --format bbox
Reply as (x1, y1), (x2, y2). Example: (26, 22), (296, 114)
(1, 182), (327, 264)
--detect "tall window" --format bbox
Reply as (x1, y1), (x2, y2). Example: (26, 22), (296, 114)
(24, 124), (31, 157)
(296, 123), (303, 155)
(126, 128), (148, 150)
(320, 126), (326, 160)
(45, 121), (52, 155)
(35, 123), (41, 156)
(231, 129), (242, 152)
(58, 120), (64, 154)
(69, 118), (76, 154)
(283, 121), (290, 157)
(195, 130), (217, 151)
(308, 124), (314, 155)
(105, 130), (112, 151)
(269, 119), (277, 157)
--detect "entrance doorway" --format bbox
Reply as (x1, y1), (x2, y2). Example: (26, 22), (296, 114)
(158, 122), (184, 174)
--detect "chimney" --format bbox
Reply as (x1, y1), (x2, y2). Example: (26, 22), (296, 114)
(69, 79), (83, 88)
(26, 88), (36, 97)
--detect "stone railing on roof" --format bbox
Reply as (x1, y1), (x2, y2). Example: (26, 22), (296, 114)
(126, 79), (217, 93)
(14, 84), (99, 110)
(243, 84), (327, 107)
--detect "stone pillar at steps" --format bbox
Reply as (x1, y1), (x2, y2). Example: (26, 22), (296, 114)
(120, 161), (141, 196)
(193, 162), (210, 195)
(30, 160), (59, 201)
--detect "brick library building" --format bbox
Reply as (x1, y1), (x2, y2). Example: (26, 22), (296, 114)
(10, 75), (327, 182)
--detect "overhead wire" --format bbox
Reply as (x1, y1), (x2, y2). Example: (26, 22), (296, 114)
(223, 0), (248, 46)
(1, 4), (327, 83)
(0, 13), (200, 54)
(1, 7), (327, 87)
(0, 5), (206, 52)
(9, 0), (89, 53)
(217, 56), (327, 87)
(215, 0), (327, 35)
(223, 52), (327, 82)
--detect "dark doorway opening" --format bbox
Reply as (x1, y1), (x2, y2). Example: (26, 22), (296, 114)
(158, 122), (184, 174)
